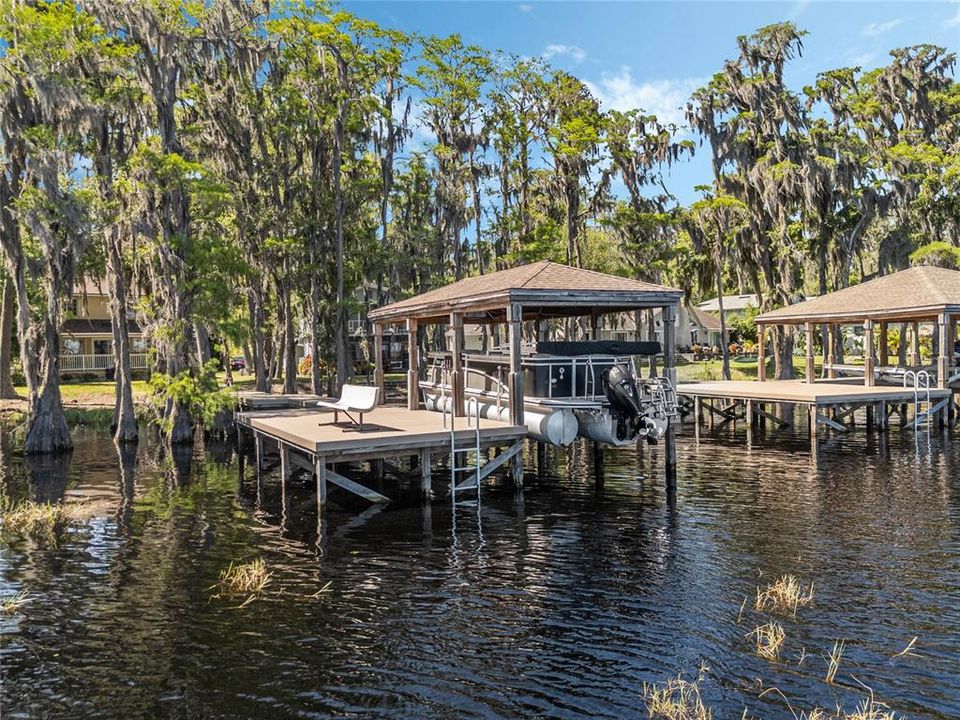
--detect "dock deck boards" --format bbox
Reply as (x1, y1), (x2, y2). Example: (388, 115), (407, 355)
(676, 379), (952, 405)
(236, 406), (526, 460)
(236, 391), (327, 410)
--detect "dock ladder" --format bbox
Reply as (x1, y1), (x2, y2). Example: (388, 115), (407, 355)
(903, 370), (932, 430)
(441, 367), (483, 508)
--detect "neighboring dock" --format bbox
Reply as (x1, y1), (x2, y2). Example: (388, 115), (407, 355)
(679, 378), (953, 454)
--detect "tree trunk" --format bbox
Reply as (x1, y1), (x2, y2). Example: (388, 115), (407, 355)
(247, 282), (269, 392)
(332, 50), (350, 395)
(24, 298), (71, 455)
(107, 226), (138, 443)
(281, 279), (297, 395)
(194, 321), (212, 368)
(716, 265), (731, 381)
(0, 277), (17, 398)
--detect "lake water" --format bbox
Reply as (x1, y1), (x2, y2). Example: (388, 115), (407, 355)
(1, 421), (959, 719)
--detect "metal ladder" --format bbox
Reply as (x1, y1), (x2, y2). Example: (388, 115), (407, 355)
(903, 370), (932, 430)
(441, 367), (482, 508)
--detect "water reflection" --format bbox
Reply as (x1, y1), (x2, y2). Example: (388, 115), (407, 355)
(0, 422), (958, 719)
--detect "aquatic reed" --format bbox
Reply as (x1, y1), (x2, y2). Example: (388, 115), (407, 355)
(0, 591), (29, 615)
(801, 697), (900, 719)
(1, 501), (69, 546)
(890, 637), (918, 659)
(213, 558), (273, 607)
(755, 575), (814, 616)
(825, 639), (845, 684)
(642, 671), (712, 720)
(750, 621), (786, 661)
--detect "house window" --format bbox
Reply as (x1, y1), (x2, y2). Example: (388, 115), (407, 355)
(67, 298), (78, 317)
(93, 340), (111, 355)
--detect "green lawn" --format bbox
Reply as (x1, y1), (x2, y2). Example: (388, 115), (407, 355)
(675, 357), (831, 383)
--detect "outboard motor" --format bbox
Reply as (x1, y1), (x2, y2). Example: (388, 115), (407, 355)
(602, 364), (669, 444)
(602, 364), (644, 442)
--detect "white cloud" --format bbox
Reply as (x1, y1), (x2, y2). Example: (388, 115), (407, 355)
(585, 67), (702, 127)
(518, 3), (533, 13)
(542, 44), (587, 64)
(946, 1), (960, 28)
(845, 51), (876, 68)
(861, 19), (902, 37)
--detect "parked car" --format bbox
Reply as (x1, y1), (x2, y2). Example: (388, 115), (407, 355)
(230, 357), (246, 372)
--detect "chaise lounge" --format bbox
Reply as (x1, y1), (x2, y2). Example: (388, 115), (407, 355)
(317, 384), (380, 431)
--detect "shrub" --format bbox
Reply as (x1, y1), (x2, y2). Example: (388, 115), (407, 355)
(148, 359), (235, 434)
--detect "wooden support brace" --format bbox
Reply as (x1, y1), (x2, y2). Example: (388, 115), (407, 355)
(324, 467), (391, 503)
(817, 413), (850, 433)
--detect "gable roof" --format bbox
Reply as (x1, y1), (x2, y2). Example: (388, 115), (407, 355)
(688, 305), (722, 331)
(368, 261), (682, 323)
(697, 293), (758, 313)
(756, 266), (960, 324)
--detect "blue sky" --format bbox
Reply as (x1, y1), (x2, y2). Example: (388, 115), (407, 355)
(345, 1), (959, 204)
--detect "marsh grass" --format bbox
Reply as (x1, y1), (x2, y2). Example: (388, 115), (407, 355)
(750, 621), (786, 661)
(825, 640), (845, 683)
(1, 501), (70, 546)
(801, 695), (900, 720)
(0, 591), (29, 615)
(642, 670), (712, 720)
(890, 637), (918, 659)
(212, 558), (273, 607)
(755, 575), (814, 616)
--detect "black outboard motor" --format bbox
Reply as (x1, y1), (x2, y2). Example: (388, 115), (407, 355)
(602, 364), (643, 441)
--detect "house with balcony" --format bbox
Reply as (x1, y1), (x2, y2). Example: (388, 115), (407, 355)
(61, 281), (149, 376)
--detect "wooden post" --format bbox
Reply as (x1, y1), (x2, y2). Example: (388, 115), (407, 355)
(879, 321), (889, 367)
(373, 322), (385, 405)
(694, 396), (701, 443)
(937, 312), (949, 389)
(809, 404), (819, 459)
(662, 304), (678, 480)
(280, 444), (290, 481)
(827, 324), (836, 379)
(507, 302), (525, 488)
(805, 322), (815, 384)
(315, 456), (327, 507)
(910, 321), (920, 366)
(419, 447), (432, 498)
(590, 312), (599, 341)
(406, 318), (419, 411)
(757, 325), (767, 383)
(746, 399), (754, 433)
(450, 312), (464, 416)
(863, 319), (875, 387)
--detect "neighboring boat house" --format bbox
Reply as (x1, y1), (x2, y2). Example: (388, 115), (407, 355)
(61, 281), (149, 375)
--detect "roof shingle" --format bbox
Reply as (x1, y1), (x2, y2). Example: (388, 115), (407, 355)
(756, 266), (960, 324)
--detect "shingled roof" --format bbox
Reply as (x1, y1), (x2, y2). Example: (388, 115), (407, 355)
(756, 266), (960, 324)
(368, 261), (682, 323)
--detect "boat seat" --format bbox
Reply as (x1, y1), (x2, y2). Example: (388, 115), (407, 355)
(317, 384), (379, 430)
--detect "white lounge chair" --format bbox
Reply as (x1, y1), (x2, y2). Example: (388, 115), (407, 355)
(317, 384), (379, 430)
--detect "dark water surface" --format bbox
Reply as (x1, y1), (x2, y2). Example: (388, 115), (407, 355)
(1, 421), (959, 719)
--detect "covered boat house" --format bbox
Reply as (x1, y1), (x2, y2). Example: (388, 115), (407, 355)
(678, 266), (959, 455)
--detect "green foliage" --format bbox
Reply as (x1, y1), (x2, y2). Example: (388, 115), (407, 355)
(148, 361), (235, 434)
(910, 241), (960, 269)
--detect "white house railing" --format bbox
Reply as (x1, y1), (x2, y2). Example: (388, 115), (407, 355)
(59, 353), (149, 373)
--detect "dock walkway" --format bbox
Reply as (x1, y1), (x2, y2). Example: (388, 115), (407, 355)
(677, 379), (954, 455)
(235, 405), (527, 506)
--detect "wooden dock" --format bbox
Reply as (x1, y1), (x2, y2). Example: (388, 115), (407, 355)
(677, 379), (954, 455)
(235, 406), (527, 506)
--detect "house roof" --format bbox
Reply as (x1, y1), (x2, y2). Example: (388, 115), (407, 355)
(367, 261), (682, 324)
(62, 318), (142, 336)
(688, 305), (722, 331)
(697, 294), (758, 313)
(755, 266), (960, 324)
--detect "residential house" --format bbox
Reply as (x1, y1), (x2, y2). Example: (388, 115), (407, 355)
(61, 281), (149, 375)
(696, 293), (759, 320)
